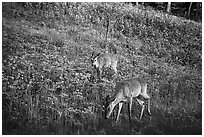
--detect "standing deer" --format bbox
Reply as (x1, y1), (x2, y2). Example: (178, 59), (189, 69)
(105, 77), (151, 122)
(91, 52), (118, 79)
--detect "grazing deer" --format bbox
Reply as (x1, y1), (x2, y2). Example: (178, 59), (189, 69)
(91, 52), (118, 79)
(105, 77), (151, 122)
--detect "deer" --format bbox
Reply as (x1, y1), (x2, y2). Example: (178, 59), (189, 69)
(91, 52), (118, 79)
(105, 77), (151, 122)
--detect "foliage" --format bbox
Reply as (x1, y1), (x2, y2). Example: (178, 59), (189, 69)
(2, 2), (202, 135)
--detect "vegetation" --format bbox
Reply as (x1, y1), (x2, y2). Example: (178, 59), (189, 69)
(2, 2), (202, 135)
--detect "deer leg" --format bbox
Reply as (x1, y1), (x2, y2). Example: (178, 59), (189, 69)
(136, 98), (145, 119)
(116, 102), (123, 122)
(141, 94), (151, 116)
(128, 98), (133, 122)
(97, 68), (102, 81)
(147, 98), (151, 116)
(106, 103), (115, 119)
(104, 95), (110, 119)
(99, 69), (103, 77)
(106, 99), (118, 119)
(113, 67), (117, 75)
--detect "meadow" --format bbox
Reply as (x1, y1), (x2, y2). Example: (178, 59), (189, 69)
(2, 3), (202, 134)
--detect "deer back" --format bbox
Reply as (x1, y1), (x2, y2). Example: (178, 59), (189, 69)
(97, 53), (118, 68)
(116, 78), (147, 99)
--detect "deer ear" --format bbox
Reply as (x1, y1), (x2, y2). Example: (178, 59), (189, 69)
(91, 52), (95, 58)
(96, 53), (100, 58)
(91, 52), (100, 58)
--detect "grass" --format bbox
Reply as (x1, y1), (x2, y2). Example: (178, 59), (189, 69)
(2, 2), (202, 135)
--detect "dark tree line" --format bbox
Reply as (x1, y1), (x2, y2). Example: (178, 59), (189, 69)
(130, 2), (202, 21)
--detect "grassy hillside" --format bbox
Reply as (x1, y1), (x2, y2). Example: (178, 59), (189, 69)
(2, 3), (202, 135)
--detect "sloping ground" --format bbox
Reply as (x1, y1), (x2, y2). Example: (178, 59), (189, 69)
(2, 3), (202, 135)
